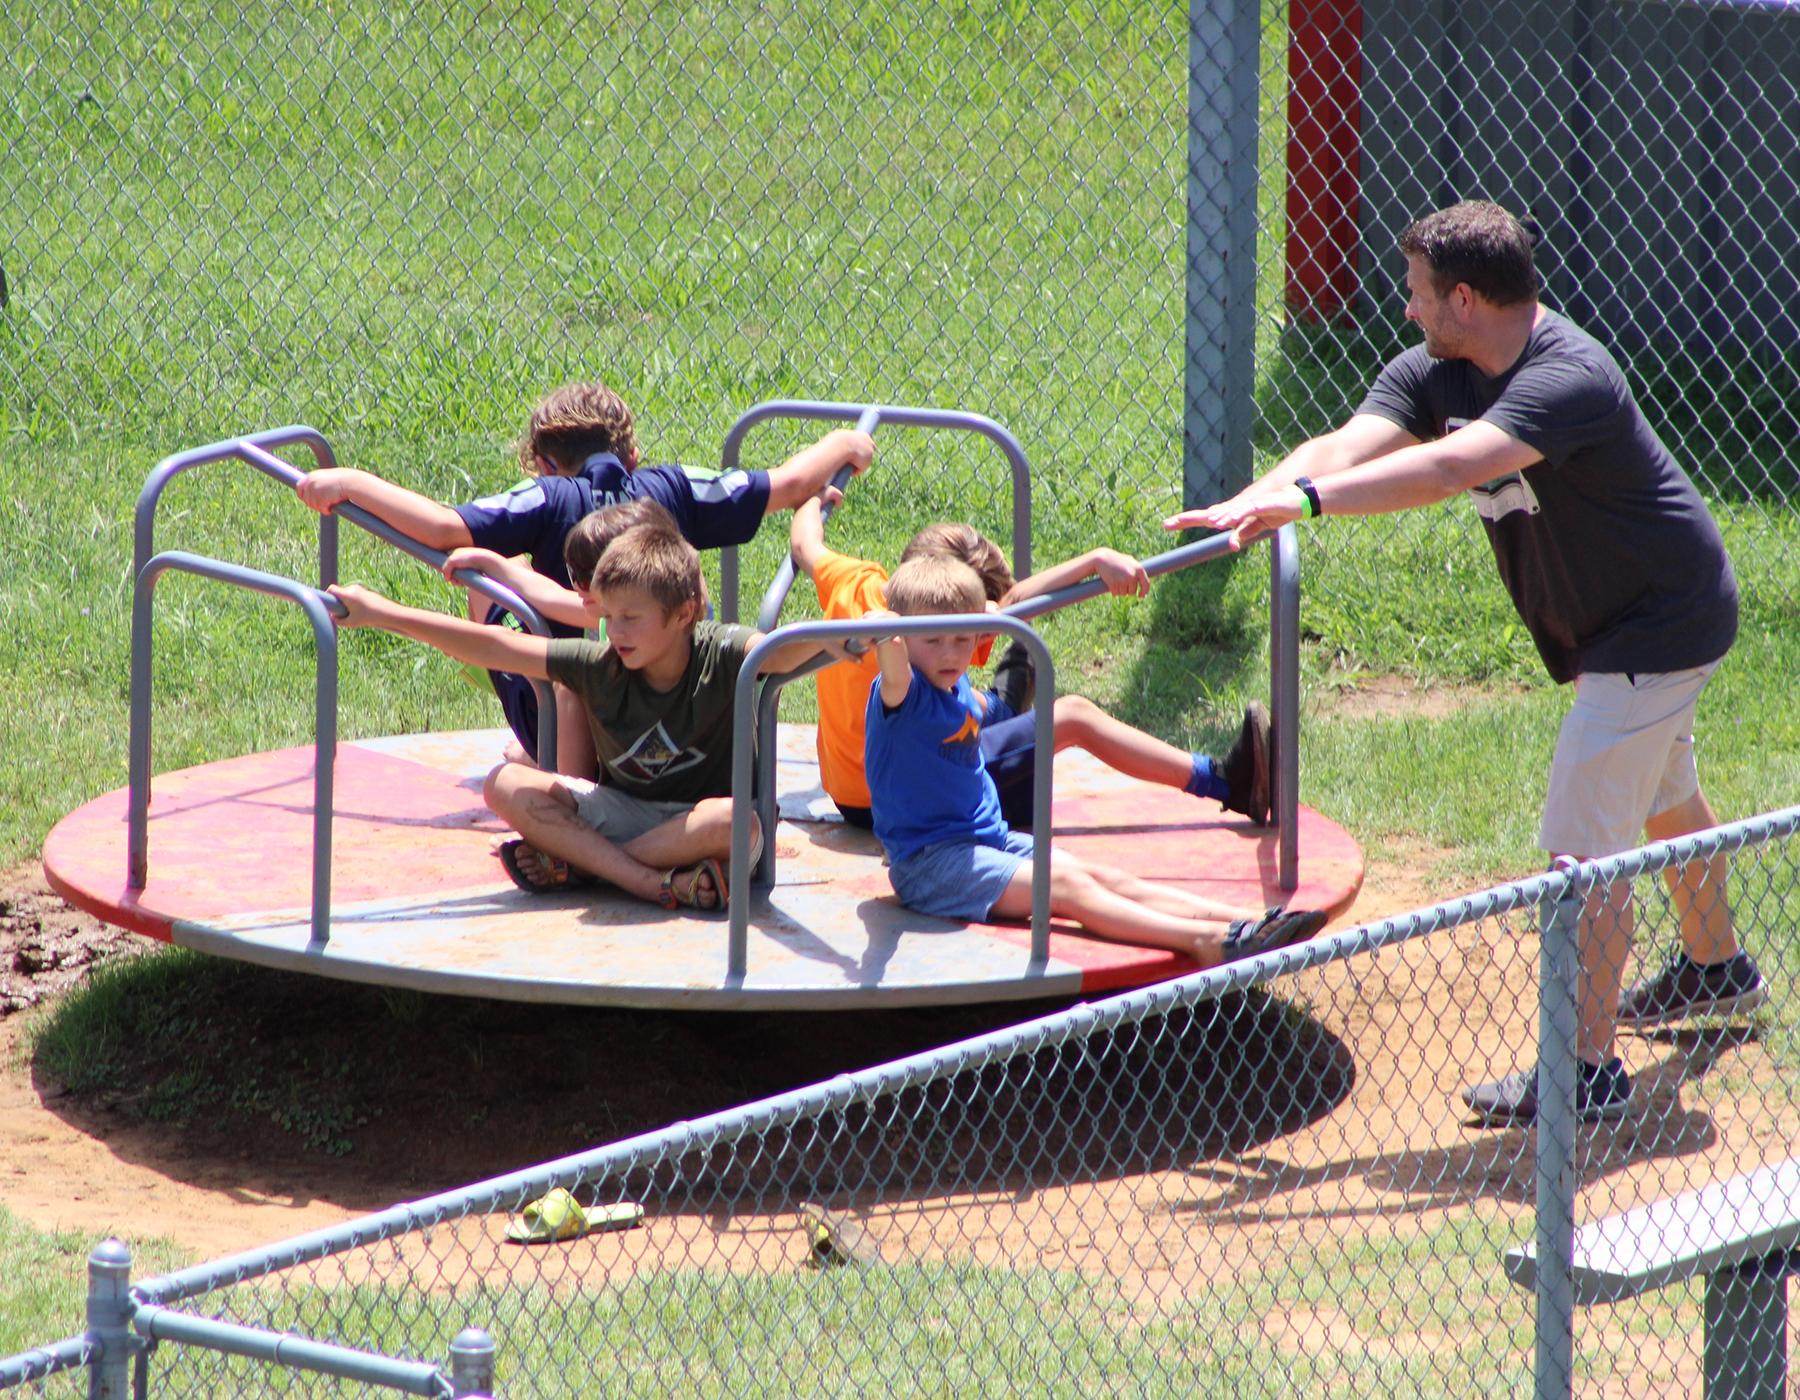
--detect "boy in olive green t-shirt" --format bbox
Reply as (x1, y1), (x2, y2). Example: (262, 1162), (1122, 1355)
(331, 521), (834, 911)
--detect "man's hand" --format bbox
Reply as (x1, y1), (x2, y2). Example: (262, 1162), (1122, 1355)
(1091, 548), (1151, 597)
(1164, 485), (1307, 549)
(295, 469), (365, 515)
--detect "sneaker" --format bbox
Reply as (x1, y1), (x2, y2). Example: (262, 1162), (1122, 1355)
(1616, 951), (1768, 1028)
(1221, 906), (1327, 963)
(1461, 1057), (1633, 1126)
(1218, 702), (1272, 825)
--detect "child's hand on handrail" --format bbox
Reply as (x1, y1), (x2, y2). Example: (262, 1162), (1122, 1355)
(1090, 549), (1151, 597)
(295, 468), (364, 514)
(440, 546), (520, 588)
(326, 583), (392, 629)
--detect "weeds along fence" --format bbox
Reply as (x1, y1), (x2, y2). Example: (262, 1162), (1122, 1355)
(4, 2), (1796, 642)
(5, 806), (1798, 1398)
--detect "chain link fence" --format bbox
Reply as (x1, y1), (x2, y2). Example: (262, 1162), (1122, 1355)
(4, 2), (1793, 651)
(5, 807), (1797, 1396)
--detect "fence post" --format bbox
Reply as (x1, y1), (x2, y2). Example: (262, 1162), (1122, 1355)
(1534, 867), (1582, 1400)
(1183, 0), (1259, 508)
(449, 1327), (496, 1398)
(85, 1238), (133, 1400)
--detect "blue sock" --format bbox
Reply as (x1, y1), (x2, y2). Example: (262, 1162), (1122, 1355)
(1185, 753), (1229, 802)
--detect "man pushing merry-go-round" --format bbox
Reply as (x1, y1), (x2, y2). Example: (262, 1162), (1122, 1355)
(1166, 198), (1767, 1126)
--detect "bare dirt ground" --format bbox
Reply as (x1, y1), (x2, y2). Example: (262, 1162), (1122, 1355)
(1, 840), (1788, 1389)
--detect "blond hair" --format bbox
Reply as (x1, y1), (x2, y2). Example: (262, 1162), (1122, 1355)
(563, 498), (676, 594)
(590, 524), (703, 618)
(900, 521), (1014, 602)
(884, 556), (987, 618)
(519, 381), (640, 475)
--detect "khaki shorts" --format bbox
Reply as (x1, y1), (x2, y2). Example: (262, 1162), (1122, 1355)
(561, 778), (695, 844)
(1538, 664), (1717, 858)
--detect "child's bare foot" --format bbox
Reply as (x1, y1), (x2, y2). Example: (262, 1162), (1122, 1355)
(502, 739), (530, 765)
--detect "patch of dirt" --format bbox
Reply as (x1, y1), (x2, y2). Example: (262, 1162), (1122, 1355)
(0, 879), (142, 1015)
(1315, 670), (1528, 722)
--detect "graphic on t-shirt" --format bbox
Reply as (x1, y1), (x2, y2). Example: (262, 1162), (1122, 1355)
(941, 712), (982, 752)
(608, 722), (708, 785)
(1470, 472), (1541, 522)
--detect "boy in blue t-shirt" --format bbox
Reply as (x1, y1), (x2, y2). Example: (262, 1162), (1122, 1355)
(295, 380), (874, 766)
(864, 556), (1327, 966)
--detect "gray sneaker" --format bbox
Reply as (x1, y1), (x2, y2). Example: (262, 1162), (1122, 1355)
(1616, 951), (1768, 1028)
(1461, 1057), (1633, 1126)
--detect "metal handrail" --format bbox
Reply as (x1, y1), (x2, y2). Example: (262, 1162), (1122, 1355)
(755, 403), (883, 631)
(132, 426), (561, 767)
(128, 551), (348, 948)
(716, 399), (1035, 624)
(729, 615), (1057, 981)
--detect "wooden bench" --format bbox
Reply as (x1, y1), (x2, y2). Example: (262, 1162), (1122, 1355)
(1506, 1156), (1800, 1399)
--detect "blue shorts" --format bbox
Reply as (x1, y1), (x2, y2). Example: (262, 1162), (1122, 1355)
(888, 830), (1037, 922)
(979, 712), (1040, 831)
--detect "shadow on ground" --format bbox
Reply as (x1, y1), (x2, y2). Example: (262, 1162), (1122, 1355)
(27, 950), (1355, 1212)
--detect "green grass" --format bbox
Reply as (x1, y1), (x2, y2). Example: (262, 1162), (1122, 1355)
(4, 0), (1799, 1392)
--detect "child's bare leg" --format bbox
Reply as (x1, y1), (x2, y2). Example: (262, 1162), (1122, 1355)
(1081, 860), (1260, 922)
(483, 763), (665, 903)
(552, 683), (597, 780)
(1050, 694), (1193, 788)
(989, 850), (1231, 966)
(615, 802), (758, 910)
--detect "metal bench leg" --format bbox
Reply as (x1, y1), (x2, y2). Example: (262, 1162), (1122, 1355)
(1704, 1260), (1787, 1400)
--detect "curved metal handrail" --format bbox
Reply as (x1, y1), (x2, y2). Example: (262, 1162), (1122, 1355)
(133, 427), (561, 765)
(128, 550), (349, 947)
(730, 614), (1057, 983)
(755, 404), (884, 632)
(716, 399), (1035, 625)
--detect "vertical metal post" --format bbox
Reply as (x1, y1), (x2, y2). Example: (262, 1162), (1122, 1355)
(449, 1327), (497, 1399)
(1184, 0), (1260, 509)
(1705, 1262), (1788, 1400)
(86, 1239), (133, 1400)
(1534, 868), (1582, 1400)
(1270, 525), (1300, 889)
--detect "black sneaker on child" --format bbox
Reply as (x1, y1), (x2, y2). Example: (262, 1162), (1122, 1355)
(1616, 950), (1768, 1028)
(1218, 702), (1272, 826)
(1461, 1057), (1632, 1126)
(1220, 906), (1327, 963)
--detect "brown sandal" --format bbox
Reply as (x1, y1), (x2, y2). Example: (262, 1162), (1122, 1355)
(659, 858), (726, 911)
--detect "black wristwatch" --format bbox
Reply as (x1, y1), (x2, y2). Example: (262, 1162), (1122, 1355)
(1293, 476), (1322, 519)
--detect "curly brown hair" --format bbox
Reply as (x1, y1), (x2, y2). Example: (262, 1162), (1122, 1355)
(519, 381), (640, 476)
(899, 522), (1014, 602)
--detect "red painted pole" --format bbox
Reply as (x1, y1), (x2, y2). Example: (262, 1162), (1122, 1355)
(1286, 0), (1363, 324)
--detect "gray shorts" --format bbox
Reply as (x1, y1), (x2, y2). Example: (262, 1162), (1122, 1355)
(1538, 664), (1716, 858)
(560, 777), (695, 844)
(888, 830), (1038, 922)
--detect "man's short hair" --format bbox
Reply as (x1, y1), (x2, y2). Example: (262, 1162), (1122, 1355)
(590, 524), (703, 618)
(899, 522), (1015, 602)
(564, 498), (677, 594)
(885, 556), (987, 618)
(1399, 200), (1539, 306)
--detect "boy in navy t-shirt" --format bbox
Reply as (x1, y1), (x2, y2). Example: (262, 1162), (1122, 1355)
(864, 555), (1325, 966)
(295, 380), (873, 766)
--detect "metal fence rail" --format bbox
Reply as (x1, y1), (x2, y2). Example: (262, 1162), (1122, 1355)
(7, 806), (1795, 1396)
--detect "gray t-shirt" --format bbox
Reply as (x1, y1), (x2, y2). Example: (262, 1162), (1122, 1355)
(1357, 309), (1737, 683)
(546, 620), (756, 803)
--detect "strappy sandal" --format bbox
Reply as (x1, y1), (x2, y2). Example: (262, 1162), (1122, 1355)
(497, 838), (597, 894)
(657, 829), (763, 912)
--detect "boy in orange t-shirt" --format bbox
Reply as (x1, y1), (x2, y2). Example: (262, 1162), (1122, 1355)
(791, 492), (1271, 832)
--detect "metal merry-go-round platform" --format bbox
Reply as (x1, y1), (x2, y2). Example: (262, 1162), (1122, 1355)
(42, 401), (1364, 1010)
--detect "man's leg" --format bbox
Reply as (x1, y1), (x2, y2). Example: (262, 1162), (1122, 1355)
(1616, 786), (1766, 1025)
